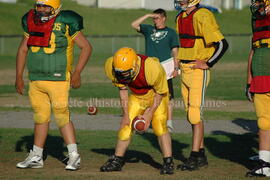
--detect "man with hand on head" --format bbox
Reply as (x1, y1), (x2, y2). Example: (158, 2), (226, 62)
(131, 9), (179, 132)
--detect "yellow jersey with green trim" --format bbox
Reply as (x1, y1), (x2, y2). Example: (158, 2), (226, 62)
(104, 56), (168, 96)
(22, 10), (83, 81)
(176, 8), (224, 61)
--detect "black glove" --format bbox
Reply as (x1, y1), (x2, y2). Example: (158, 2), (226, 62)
(245, 84), (254, 102)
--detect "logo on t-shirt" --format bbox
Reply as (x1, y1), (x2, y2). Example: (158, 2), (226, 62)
(150, 29), (168, 43)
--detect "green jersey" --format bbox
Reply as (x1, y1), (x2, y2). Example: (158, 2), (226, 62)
(139, 24), (179, 62)
(22, 10), (83, 81)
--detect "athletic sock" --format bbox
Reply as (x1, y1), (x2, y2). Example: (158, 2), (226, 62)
(256, 150), (270, 176)
(67, 144), (78, 154)
(259, 150), (270, 162)
(33, 145), (43, 157)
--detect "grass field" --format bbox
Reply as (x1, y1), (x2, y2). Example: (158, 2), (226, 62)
(0, 2), (261, 179)
(0, 128), (261, 180)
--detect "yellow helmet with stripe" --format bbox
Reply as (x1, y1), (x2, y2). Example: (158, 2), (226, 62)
(113, 47), (139, 84)
(35, 0), (61, 22)
(174, 0), (201, 11)
(187, 0), (201, 8)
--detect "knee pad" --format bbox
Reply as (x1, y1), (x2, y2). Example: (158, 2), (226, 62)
(258, 117), (270, 130)
(32, 106), (50, 124)
(53, 105), (70, 128)
(33, 112), (50, 124)
(188, 106), (201, 125)
(152, 116), (167, 137)
(118, 125), (132, 141)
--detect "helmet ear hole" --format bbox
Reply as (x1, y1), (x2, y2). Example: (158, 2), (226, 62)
(112, 47), (139, 84)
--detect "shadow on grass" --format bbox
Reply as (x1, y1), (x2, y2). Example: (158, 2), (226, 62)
(15, 134), (68, 164)
(141, 132), (188, 162)
(91, 148), (162, 169)
(205, 118), (258, 169)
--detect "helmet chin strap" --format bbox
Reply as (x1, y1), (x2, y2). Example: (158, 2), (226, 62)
(37, 4), (62, 22)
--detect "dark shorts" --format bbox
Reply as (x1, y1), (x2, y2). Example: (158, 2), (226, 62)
(168, 79), (174, 100)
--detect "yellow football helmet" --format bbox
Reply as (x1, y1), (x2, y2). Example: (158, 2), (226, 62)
(174, 0), (201, 11)
(113, 47), (139, 84)
(251, 0), (270, 16)
(35, 0), (61, 22)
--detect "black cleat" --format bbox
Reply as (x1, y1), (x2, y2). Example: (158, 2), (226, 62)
(246, 159), (270, 177)
(197, 155), (208, 168)
(100, 155), (125, 172)
(177, 155), (199, 171)
(160, 157), (174, 175)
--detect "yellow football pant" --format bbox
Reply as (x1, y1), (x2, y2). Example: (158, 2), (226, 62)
(254, 93), (270, 130)
(118, 90), (169, 141)
(180, 63), (210, 124)
(29, 80), (70, 128)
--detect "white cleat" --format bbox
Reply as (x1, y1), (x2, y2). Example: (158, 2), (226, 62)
(16, 150), (43, 169)
(65, 151), (81, 171)
(167, 120), (174, 133)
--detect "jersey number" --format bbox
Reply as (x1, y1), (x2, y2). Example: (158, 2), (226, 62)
(31, 32), (56, 54)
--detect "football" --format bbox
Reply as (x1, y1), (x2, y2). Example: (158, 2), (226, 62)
(132, 116), (146, 133)
(87, 106), (98, 115)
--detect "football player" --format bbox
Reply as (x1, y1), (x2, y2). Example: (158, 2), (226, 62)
(174, 0), (228, 171)
(246, 0), (270, 177)
(15, 0), (92, 170)
(100, 47), (174, 175)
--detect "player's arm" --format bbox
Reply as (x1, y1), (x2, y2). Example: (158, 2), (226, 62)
(246, 49), (254, 102)
(142, 93), (164, 130)
(247, 49), (254, 85)
(192, 39), (229, 69)
(71, 32), (92, 89)
(171, 47), (179, 77)
(119, 86), (130, 128)
(193, 10), (229, 69)
(141, 59), (168, 129)
(205, 38), (229, 68)
(15, 36), (29, 95)
(131, 14), (157, 31)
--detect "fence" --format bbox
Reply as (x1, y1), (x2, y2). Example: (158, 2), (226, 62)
(0, 34), (252, 60)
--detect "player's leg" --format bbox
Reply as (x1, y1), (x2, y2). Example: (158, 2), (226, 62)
(17, 81), (51, 169)
(167, 79), (174, 132)
(152, 94), (174, 174)
(101, 94), (145, 172)
(247, 93), (270, 177)
(48, 80), (80, 170)
(178, 68), (209, 171)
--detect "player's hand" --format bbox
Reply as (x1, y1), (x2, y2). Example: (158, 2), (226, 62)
(120, 114), (130, 129)
(171, 69), (179, 78)
(245, 84), (254, 102)
(15, 78), (24, 95)
(149, 13), (159, 18)
(140, 108), (153, 131)
(192, 60), (209, 70)
(70, 71), (81, 89)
